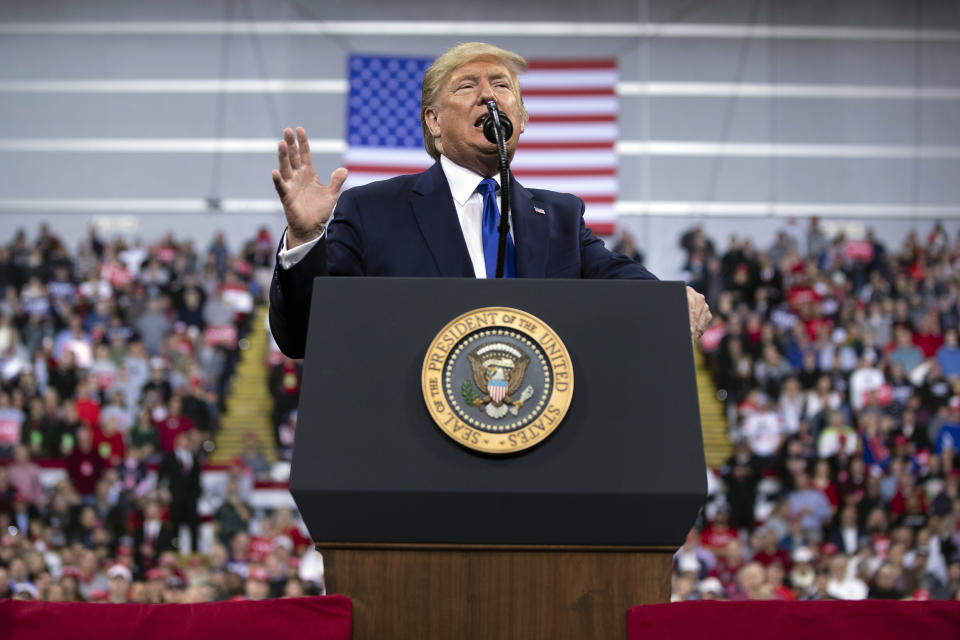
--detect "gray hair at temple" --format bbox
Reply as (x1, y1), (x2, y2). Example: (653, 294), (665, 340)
(420, 42), (530, 160)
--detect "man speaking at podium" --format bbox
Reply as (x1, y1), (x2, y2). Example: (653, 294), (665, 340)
(269, 42), (711, 358)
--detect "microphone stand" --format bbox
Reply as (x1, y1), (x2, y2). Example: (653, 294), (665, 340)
(484, 101), (512, 279)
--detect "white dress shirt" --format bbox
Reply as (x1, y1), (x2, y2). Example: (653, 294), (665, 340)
(277, 155), (500, 278)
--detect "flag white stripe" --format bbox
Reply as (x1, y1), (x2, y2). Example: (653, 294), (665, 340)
(520, 123), (617, 142)
(520, 71), (619, 89)
(520, 96), (617, 115)
(582, 205), (616, 220)
(510, 150), (618, 168)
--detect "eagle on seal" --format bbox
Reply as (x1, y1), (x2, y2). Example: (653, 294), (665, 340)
(467, 343), (531, 415)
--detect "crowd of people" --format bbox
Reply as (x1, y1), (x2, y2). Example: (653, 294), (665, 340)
(676, 219), (960, 601)
(0, 224), (324, 602)
(7, 217), (960, 605)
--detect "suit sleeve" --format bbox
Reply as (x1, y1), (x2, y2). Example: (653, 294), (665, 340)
(268, 189), (367, 359)
(576, 201), (658, 280)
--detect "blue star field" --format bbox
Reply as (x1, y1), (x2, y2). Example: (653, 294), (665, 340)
(347, 55), (434, 149)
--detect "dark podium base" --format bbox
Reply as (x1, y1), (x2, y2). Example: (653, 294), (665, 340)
(320, 543), (673, 640)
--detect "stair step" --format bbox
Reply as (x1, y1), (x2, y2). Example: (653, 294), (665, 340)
(213, 305), (278, 464)
(692, 349), (730, 469)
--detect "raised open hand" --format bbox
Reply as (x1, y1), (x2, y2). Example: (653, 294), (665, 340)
(271, 126), (348, 248)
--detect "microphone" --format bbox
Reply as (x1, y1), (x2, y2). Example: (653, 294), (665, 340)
(483, 102), (514, 144)
(482, 100), (513, 279)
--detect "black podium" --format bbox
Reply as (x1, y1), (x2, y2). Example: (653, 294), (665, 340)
(290, 278), (706, 639)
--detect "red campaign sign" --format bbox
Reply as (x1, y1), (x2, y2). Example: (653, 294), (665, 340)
(862, 383), (893, 406)
(0, 418), (20, 445)
(699, 324), (726, 353)
(205, 325), (237, 348)
(101, 262), (133, 288)
(787, 286), (821, 308)
(96, 372), (115, 390)
(845, 240), (874, 262)
(156, 246), (176, 263)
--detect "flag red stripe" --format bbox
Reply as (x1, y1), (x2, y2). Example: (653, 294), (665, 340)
(345, 165), (426, 175)
(527, 60), (617, 70)
(587, 222), (616, 235)
(522, 87), (616, 96)
(527, 114), (617, 123)
(579, 195), (616, 204)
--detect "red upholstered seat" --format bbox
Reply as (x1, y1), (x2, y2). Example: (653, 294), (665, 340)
(1, 595), (352, 640)
(628, 600), (960, 640)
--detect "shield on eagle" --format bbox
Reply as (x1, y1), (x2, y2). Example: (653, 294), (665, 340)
(488, 377), (508, 403)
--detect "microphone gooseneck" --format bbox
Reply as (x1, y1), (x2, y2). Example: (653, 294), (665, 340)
(484, 100), (512, 279)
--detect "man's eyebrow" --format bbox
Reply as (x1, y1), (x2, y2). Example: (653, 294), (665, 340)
(451, 72), (479, 84)
(450, 71), (512, 84)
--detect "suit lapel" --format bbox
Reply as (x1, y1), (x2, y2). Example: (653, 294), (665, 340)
(411, 163), (475, 277)
(510, 174), (548, 278)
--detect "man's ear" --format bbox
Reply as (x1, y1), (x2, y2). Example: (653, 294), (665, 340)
(424, 107), (441, 138)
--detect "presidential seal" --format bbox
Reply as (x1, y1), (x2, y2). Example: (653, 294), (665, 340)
(421, 307), (573, 454)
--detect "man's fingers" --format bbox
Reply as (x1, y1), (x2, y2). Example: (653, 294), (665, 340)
(296, 126), (313, 168)
(271, 169), (286, 196)
(685, 285), (711, 342)
(328, 167), (349, 194)
(284, 128), (301, 170)
(277, 138), (293, 180)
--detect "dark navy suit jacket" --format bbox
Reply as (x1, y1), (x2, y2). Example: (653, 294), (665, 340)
(269, 161), (656, 358)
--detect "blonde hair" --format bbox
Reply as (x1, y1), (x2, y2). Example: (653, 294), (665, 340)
(420, 42), (529, 160)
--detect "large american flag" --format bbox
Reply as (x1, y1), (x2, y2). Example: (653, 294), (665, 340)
(343, 55), (619, 236)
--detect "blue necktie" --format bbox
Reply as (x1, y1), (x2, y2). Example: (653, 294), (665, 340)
(476, 178), (515, 278)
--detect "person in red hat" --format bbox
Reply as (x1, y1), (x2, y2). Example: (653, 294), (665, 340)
(143, 567), (168, 603)
(244, 566), (270, 600)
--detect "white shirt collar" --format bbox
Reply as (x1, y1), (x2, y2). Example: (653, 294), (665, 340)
(439, 155), (501, 206)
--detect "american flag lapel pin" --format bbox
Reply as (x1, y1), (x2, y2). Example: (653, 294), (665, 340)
(534, 206), (546, 215)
